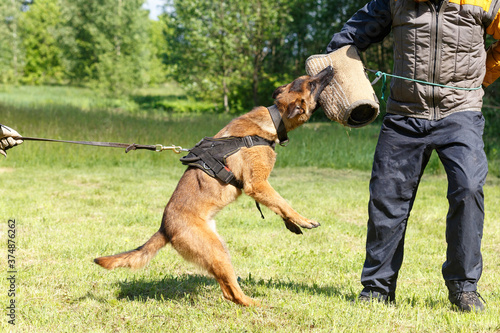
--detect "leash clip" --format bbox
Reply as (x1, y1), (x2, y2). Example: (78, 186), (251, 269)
(155, 144), (184, 154)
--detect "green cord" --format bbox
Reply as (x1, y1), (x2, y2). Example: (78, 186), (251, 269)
(373, 71), (482, 101)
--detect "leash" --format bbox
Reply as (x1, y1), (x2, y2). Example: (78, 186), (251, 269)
(366, 69), (482, 101)
(17, 136), (188, 154)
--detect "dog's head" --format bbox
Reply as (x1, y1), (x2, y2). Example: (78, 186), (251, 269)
(272, 66), (334, 127)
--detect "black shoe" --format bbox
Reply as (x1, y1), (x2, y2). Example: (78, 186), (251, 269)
(357, 291), (395, 304)
(449, 291), (485, 312)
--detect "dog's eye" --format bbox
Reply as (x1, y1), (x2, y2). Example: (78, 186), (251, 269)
(309, 82), (316, 89)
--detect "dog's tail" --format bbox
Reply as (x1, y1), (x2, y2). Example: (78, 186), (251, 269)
(94, 230), (168, 270)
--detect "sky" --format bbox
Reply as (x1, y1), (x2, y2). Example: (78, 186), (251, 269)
(142, 0), (167, 20)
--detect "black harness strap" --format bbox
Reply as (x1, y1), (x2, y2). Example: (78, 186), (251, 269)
(180, 135), (275, 189)
(187, 144), (238, 185)
(267, 105), (289, 146)
(181, 135), (274, 220)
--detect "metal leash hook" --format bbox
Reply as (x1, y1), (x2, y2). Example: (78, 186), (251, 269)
(155, 144), (188, 154)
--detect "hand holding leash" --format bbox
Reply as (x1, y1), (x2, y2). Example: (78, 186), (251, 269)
(0, 124), (23, 158)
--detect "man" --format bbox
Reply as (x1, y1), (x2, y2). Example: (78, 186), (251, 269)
(326, 0), (500, 311)
(0, 124), (23, 157)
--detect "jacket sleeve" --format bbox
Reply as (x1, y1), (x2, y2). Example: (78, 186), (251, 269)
(484, 8), (500, 87)
(326, 0), (392, 53)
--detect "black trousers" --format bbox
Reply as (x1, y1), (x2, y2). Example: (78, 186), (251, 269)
(360, 112), (487, 299)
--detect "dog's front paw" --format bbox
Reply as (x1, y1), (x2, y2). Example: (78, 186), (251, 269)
(283, 217), (320, 234)
(307, 219), (321, 229)
(295, 216), (321, 229)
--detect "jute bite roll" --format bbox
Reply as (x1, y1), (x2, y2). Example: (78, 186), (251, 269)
(305, 45), (379, 127)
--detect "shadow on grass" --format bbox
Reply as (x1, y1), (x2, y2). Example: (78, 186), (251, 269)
(116, 274), (217, 302)
(243, 275), (356, 301)
(99, 273), (449, 310)
(107, 273), (356, 303)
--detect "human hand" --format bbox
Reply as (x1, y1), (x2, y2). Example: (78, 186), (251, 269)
(0, 124), (23, 157)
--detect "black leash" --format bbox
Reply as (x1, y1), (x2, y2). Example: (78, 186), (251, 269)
(17, 136), (186, 154)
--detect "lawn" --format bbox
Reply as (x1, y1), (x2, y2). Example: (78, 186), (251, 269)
(1, 86), (499, 332)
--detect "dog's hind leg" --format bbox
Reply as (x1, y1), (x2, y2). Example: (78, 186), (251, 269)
(170, 220), (257, 306)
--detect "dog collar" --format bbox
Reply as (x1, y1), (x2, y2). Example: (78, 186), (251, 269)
(267, 105), (289, 146)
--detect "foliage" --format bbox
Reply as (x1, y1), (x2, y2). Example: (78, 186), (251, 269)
(483, 80), (500, 173)
(57, 0), (151, 96)
(0, 0), (25, 83)
(1, 0), (165, 95)
(18, 0), (64, 84)
(0, 0), (380, 111)
(147, 19), (171, 86)
(285, 0), (370, 76)
(162, 0), (292, 112)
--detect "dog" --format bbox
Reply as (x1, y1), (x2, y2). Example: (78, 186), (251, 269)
(94, 66), (334, 306)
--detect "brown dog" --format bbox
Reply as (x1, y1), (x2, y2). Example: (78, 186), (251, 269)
(94, 66), (334, 306)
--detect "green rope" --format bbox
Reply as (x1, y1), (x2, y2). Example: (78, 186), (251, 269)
(371, 70), (482, 101)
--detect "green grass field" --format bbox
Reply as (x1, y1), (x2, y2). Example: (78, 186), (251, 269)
(1, 86), (499, 332)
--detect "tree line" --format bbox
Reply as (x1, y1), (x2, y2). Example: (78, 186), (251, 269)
(1, 0), (497, 113)
(1, 0), (161, 96)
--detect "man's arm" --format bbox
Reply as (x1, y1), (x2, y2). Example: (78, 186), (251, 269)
(0, 124), (23, 157)
(484, 8), (500, 87)
(326, 0), (392, 53)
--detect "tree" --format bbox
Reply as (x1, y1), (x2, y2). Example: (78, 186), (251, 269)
(163, 0), (293, 112)
(0, 0), (25, 83)
(163, 0), (243, 112)
(147, 19), (170, 86)
(238, 0), (292, 106)
(18, 0), (65, 84)
(59, 0), (151, 96)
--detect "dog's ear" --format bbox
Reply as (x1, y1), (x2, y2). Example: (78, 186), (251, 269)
(287, 102), (303, 119)
(272, 84), (287, 99)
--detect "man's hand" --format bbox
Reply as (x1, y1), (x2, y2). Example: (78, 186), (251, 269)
(0, 124), (23, 157)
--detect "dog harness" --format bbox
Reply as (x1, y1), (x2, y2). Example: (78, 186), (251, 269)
(180, 135), (276, 188)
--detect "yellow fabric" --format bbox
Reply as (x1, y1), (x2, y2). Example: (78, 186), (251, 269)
(448, 0), (492, 11)
(487, 10), (500, 39)
(484, 41), (500, 87)
(402, 0), (491, 10)
(408, 0), (492, 9)
(484, 9), (500, 87)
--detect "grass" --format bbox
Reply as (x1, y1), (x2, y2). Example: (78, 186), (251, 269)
(1, 85), (500, 332)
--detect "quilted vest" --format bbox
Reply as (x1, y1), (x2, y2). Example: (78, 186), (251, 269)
(388, 0), (500, 120)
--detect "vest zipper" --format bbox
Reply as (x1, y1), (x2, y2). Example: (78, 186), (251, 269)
(431, 6), (439, 120)
(429, 1), (447, 120)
